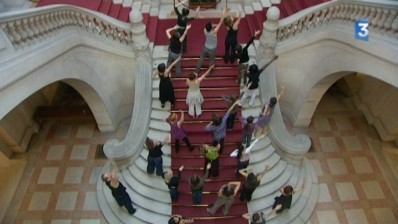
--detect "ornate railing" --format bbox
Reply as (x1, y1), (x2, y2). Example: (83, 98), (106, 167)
(0, 5), (134, 50)
(277, 0), (398, 42)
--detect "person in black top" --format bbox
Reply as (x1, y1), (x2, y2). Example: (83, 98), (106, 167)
(164, 165), (184, 201)
(145, 137), (168, 177)
(238, 56), (278, 107)
(101, 170), (137, 215)
(166, 24), (191, 77)
(236, 30), (260, 86)
(174, 0), (200, 53)
(223, 5), (242, 64)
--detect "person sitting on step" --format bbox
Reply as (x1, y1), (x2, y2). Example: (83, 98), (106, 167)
(267, 183), (304, 218)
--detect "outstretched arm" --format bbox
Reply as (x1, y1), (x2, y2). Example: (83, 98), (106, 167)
(165, 56), (182, 76)
(257, 164), (270, 181)
(179, 24), (192, 42)
(226, 100), (240, 114)
(231, 181), (241, 196)
(166, 25), (178, 39)
(259, 55), (279, 73)
(242, 213), (251, 220)
(232, 5), (243, 30)
(198, 64), (215, 82)
(194, 6), (200, 18)
(238, 167), (249, 178)
(214, 7), (227, 34)
(276, 85), (285, 102)
(174, 0), (187, 8)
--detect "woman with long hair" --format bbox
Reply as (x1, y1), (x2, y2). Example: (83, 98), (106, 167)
(174, 0), (200, 53)
(238, 164), (269, 202)
(145, 136), (168, 177)
(255, 86), (284, 136)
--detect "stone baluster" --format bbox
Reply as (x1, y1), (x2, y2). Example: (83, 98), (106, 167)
(377, 8), (389, 32)
(14, 20), (28, 47)
(392, 16), (398, 37)
(367, 7), (377, 27)
(21, 18), (34, 45)
(384, 9), (397, 36)
(370, 7), (382, 32)
(350, 4), (359, 22)
(27, 17), (40, 42)
(5, 22), (21, 47)
(323, 6), (333, 24)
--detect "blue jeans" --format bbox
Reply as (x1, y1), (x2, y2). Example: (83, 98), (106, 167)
(192, 190), (203, 205)
(147, 155), (163, 176)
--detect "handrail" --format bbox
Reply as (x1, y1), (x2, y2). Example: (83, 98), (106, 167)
(277, 0), (398, 42)
(0, 5), (133, 50)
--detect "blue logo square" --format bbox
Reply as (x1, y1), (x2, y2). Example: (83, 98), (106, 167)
(355, 19), (369, 41)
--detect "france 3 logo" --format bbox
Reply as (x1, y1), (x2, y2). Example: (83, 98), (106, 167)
(355, 19), (369, 41)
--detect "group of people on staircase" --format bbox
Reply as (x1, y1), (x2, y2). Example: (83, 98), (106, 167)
(101, 3), (304, 223)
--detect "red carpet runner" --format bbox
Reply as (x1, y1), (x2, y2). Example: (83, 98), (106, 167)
(170, 56), (247, 223)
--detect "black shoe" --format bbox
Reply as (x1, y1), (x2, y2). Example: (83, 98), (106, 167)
(129, 208), (137, 215)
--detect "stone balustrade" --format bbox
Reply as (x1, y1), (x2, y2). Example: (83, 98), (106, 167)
(0, 5), (134, 50)
(276, 0), (398, 42)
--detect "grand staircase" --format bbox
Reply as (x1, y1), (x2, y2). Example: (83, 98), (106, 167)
(32, 0), (324, 223)
(97, 37), (318, 223)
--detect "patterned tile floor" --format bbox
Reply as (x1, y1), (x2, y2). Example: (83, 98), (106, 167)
(1, 92), (398, 224)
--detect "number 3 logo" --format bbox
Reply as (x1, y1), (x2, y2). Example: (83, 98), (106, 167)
(355, 19), (369, 41)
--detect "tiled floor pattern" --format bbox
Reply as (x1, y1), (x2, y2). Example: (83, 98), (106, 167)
(3, 93), (398, 224)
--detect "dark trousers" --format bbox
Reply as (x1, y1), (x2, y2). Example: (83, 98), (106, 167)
(175, 137), (194, 153)
(169, 187), (179, 201)
(226, 113), (237, 130)
(147, 155), (163, 176)
(213, 138), (225, 154)
(177, 28), (187, 53)
(192, 189), (203, 205)
(204, 157), (219, 177)
(224, 40), (237, 63)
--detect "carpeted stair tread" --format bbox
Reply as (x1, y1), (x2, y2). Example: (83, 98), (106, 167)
(281, 0), (297, 16)
(118, 6), (131, 22)
(153, 88), (240, 99)
(36, 0), (103, 11)
(172, 156), (240, 167)
(173, 203), (247, 217)
(108, 3), (122, 19)
(146, 16), (159, 42)
(98, 0), (112, 15)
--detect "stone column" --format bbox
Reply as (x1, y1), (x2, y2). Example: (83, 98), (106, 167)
(257, 6), (279, 65)
(103, 9), (153, 170)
